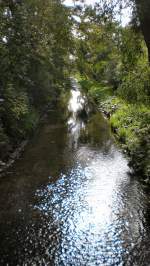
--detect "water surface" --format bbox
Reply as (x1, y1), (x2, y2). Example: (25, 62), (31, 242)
(0, 80), (150, 265)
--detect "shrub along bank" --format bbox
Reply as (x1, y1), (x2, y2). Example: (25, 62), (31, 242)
(0, 0), (73, 172)
(74, 10), (150, 182)
(78, 77), (150, 181)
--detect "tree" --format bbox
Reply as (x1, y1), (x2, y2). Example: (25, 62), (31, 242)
(0, 0), (73, 151)
(74, 6), (120, 89)
(134, 0), (150, 63)
(74, 0), (150, 62)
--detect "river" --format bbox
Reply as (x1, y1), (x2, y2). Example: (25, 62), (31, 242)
(0, 80), (150, 265)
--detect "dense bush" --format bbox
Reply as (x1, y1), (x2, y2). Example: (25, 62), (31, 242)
(130, 125), (150, 178)
(79, 78), (113, 103)
(118, 64), (150, 104)
(75, 11), (150, 180)
(0, 0), (72, 152)
(106, 99), (150, 178)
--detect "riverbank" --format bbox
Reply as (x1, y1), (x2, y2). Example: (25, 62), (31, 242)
(1, 78), (150, 265)
(0, 140), (28, 177)
(78, 77), (150, 182)
(0, 100), (57, 177)
(0, 83), (72, 177)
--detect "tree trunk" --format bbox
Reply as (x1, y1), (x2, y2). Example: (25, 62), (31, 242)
(135, 0), (150, 63)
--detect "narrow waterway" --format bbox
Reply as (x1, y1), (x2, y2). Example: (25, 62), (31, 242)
(0, 80), (150, 265)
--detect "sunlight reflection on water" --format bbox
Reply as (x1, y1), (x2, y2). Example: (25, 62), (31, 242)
(33, 82), (146, 265)
(0, 80), (149, 265)
(34, 147), (138, 265)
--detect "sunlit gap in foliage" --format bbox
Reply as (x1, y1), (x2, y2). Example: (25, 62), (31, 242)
(64, 0), (132, 26)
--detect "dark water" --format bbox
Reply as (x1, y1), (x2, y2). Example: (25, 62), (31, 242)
(0, 80), (150, 265)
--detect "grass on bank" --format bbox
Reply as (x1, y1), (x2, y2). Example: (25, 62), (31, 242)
(78, 75), (150, 179)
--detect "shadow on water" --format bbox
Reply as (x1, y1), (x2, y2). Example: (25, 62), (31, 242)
(0, 79), (150, 265)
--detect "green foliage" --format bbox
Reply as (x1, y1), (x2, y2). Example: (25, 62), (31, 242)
(109, 99), (150, 177)
(74, 4), (150, 180)
(0, 0), (149, 180)
(79, 78), (113, 103)
(1, 83), (39, 141)
(75, 10), (120, 89)
(118, 63), (150, 104)
(120, 27), (143, 70)
(130, 126), (150, 178)
(22, 110), (39, 136)
(88, 85), (113, 102)
(0, 0), (73, 145)
(4, 84), (29, 120)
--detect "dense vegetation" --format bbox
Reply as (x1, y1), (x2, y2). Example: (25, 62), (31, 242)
(0, 0), (149, 180)
(0, 0), (72, 161)
(74, 3), (150, 180)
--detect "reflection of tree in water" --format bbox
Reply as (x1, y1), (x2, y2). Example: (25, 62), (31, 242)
(118, 179), (150, 265)
(79, 112), (112, 149)
(0, 80), (150, 265)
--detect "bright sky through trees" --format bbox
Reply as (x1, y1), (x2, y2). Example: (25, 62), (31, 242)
(64, 0), (132, 26)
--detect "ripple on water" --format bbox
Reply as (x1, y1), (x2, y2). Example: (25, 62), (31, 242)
(32, 145), (147, 265)
(0, 82), (149, 265)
